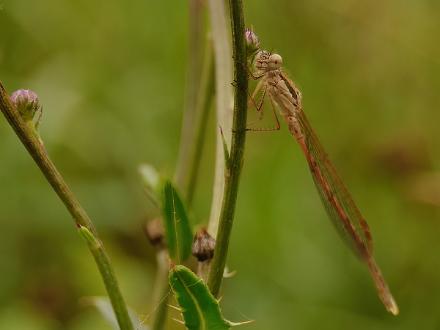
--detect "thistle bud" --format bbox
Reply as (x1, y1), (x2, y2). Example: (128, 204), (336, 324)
(192, 228), (215, 262)
(245, 27), (260, 57)
(10, 89), (41, 121)
(144, 218), (165, 249)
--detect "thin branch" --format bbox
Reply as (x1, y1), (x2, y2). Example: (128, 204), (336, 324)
(207, 0), (248, 297)
(0, 82), (133, 330)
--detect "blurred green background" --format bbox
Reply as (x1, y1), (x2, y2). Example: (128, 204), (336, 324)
(1, 0), (439, 329)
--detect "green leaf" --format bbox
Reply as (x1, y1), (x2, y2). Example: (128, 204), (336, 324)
(161, 180), (193, 263)
(87, 297), (149, 330)
(169, 266), (232, 330)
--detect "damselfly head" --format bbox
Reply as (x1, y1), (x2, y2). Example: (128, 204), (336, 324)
(268, 53), (283, 70)
(254, 50), (283, 72)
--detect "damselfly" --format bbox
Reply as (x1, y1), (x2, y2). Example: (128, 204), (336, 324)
(249, 49), (399, 315)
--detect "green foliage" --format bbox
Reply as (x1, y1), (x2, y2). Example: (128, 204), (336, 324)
(1, 1), (439, 329)
(161, 180), (193, 263)
(169, 265), (233, 330)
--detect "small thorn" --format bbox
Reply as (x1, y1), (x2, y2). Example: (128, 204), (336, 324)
(167, 304), (181, 312)
(172, 317), (185, 325)
(224, 268), (237, 278)
(219, 126), (230, 168)
(228, 319), (255, 327)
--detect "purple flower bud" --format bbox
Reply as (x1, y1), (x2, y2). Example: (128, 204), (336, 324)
(10, 89), (41, 121)
(245, 27), (260, 55)
(192, 228), (216, 262)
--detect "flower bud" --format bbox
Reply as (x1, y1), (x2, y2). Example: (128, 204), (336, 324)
(144, 218), (165, 249)
(10, 89), (41, 121)
(245, 27), (260, 57)
(192, 228), (215, 262)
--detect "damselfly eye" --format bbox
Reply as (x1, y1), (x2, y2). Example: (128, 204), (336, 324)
(269, 53), (283, 70)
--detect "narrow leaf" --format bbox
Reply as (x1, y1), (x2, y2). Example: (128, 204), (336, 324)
(161, 180), (193, 263)
(169, 266), (249, 330)
(88, 297), (149, 330)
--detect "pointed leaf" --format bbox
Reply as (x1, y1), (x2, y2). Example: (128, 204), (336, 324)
(161, 180), (193, 263)
(170, 266), (245, 330)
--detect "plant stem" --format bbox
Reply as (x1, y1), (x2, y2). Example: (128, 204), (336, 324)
(79, 227), (134, 329)
(186, 39), (215, 206)
(0, 82), (133, 330)
(152, 4), (211, 329)
(174, 0), (206, 197)
(207, 0), (234, 237)
(207, 0), (248, 297)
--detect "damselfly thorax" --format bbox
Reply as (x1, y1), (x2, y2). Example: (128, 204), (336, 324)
(254, 51), (303, 121)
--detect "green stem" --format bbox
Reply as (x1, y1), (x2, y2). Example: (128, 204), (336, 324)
(207, 0), (234, 237)
(79, 227), (134, 329)
(207, 0), (248, 297)
(174, 0), (206, 196)
(186, 39), (215, 206)
(0, 82), (133, 330)
(152, 4), (211, 330)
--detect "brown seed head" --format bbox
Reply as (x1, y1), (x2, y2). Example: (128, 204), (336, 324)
(192, 228), (216, 262)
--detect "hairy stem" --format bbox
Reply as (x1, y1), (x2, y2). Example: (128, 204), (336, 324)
(207, 0), (248, 297)
(0, 82), (133, 330)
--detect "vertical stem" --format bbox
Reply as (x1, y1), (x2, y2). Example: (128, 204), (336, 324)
(0, 82), (133, 330)
(207, 0), (234, 237)
(207, 0), (248, 297)
(186, 39), (215, 206)
(174, 0), (206, 196)
(152, 3), (212, 329)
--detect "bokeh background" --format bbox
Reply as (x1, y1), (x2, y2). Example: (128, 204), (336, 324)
(1, 0), (439, 329)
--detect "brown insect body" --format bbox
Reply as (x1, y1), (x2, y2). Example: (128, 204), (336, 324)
(251, 50), (399, 315)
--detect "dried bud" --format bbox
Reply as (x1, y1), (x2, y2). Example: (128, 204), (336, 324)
(144, 218), (165, 249)
(192, 228), (215, 262)
(245, 27), (260, 56)
(10, 89), (41, 121)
